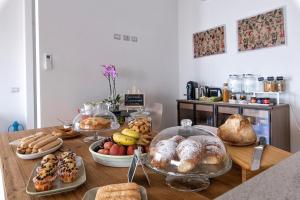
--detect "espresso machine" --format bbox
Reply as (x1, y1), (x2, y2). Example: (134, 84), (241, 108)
(186, 81), (198, 100)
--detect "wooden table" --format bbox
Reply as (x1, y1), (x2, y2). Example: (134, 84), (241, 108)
(0, 127), (244, 200)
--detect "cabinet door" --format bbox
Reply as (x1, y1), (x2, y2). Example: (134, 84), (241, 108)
(178, 103), (194, 125)
(195, 104), (214, 126)
(217, 106), (240, 127)
(242, 108), (270, 144)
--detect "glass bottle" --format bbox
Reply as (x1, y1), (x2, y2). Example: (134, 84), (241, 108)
(222, 82), (230, 103)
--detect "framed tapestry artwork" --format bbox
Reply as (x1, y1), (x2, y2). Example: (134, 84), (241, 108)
(238, 8), (286, 52)
(193, 25), (226, 58)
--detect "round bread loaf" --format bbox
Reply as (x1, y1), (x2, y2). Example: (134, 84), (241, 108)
(217, 114), (257, 146)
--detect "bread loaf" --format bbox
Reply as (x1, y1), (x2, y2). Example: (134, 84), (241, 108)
(217, 114), (257, 146)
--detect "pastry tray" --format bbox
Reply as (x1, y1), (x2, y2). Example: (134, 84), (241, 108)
(26, 156), (86, 197)
(16, 138), (63, 160)
(82, 186), (148, 200)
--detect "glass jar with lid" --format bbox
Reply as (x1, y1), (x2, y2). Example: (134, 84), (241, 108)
(276, 76), (285, 92)
(256, 77), (265, 92)
(128, 110), (152, 135)
(243, 74), (257, 93)
(146, 119), (232, 192)
(264, 77), (276, 92)
(228, 75), (242, 93)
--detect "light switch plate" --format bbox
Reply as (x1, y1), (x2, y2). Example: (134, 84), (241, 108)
(44, 53), (53, 70)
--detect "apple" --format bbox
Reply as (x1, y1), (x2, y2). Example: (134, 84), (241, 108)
(119, 145), (126, 155)
(127, 145), (137, 155)
(98, 149), (109, 155)
(109, 144), (121, 155)
(104, 141), (114, 150)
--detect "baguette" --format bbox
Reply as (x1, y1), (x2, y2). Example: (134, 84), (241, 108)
(97, 190), (141, 200)
(38, 139), (61, 152)
(28, 134), (52, 148)
(97, 183), (140, 193)
(33, 135), (58, 149)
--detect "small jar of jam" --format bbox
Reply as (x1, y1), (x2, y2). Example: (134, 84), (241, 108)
(256, 98), (263, 104)
(263, 98), (270, 105)
(250, 97), (257, 103)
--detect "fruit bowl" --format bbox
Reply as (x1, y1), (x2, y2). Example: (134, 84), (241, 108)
(89, 140), (147, 167)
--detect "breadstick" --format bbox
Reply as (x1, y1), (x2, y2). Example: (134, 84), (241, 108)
(20, 132), (48, 148)
(98, 190), (141, 199)
(98, 183), (140, 193)
(32, 148), (38, 153)
(25, 148), (32, 154)
(28, 134), (52, 148)
(33, 135), (58, 149)
(38, 139), (61, 152)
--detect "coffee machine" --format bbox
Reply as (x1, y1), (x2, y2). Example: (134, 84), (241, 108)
(186, 81), (198, 100)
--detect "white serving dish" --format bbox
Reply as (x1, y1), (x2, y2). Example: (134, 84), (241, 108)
(26, 156), (86, 197)
(82, 186), (148, 200)
(89, 140), (146, 168)
(16, 138), (63, 160)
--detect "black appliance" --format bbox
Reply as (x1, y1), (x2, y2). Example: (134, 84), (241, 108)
(186, 81), (198, 100)
(206, 87), (222, 97)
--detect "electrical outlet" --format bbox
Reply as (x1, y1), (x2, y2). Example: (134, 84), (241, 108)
(123, 35), (130, 41)
(114, 33), (121, 40)
(131, 36), (138, 42)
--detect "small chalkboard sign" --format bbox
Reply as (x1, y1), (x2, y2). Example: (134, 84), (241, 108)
(128, 147), (150, 186)
(124, 94), (145, 107)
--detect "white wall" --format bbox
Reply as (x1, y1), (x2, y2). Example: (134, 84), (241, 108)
(0, 0), (26, 132)
(36, 0), (179, 128)
(178, 0), (300, 152)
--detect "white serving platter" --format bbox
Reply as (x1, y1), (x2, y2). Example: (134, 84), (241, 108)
(26, 156), (86, 197)
(16, 138), (63, 160)
(82, 186), (148, 200)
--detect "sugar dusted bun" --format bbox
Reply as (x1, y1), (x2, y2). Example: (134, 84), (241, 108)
(176, 138), (203, 173)
(150, 135), (184, 169)
(218, 114), (257, 146)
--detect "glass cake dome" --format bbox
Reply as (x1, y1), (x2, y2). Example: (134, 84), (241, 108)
(146, 119), (232, 191)
(73, 103), (120, 142)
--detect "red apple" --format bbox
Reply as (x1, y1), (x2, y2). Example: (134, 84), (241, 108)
(104, 141), (114, 150)
(98, 149), (109, 155)
(127, 145), (137, 155)
(118, 145), (126, 155)
(109, 144), (121, 155)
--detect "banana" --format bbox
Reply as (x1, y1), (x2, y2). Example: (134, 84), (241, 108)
(121, 128), (140, 139)
(113, 133), (136, 146)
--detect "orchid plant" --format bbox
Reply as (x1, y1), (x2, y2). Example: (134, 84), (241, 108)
(102, 64), (121, 111)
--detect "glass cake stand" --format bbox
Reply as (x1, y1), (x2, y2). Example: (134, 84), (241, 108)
(73, 106), (120, 143)
(146, 119), (232, 192)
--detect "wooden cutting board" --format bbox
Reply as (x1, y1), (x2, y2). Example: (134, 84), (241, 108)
(226, 144), (291, 170)
(225, 144), (292, 181)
